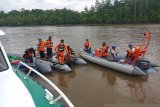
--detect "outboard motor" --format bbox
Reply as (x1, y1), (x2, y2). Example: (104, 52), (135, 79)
(135, 59), (150, 71)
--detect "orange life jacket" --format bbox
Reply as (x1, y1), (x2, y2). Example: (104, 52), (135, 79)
(69, 48), (75, 55)
(37, 41), (45, 51)
(58, 43), (65, 52)
(99, 45), (109, 57)
(45, 39), (53, 48)
(100, 46), (107, 56)
(102, 45), (109, 53)
(11, 60), (20, 64)
(28, 51), (33, 57)
(24, 49), (32, 57)
(95, 48), (101, 57)
(128, 48), (135, 57)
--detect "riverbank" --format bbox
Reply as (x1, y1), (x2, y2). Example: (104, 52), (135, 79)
(0, 23), (160, 27)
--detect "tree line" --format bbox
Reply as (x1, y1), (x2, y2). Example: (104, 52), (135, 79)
(0, 0), (160, 26)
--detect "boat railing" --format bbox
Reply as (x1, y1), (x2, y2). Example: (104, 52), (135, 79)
(16, 61), (74, 107)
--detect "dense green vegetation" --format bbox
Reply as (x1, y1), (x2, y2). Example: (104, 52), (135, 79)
(0, 0), (160, 26)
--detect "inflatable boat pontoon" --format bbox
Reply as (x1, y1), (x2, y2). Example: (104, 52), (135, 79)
(79, 51), (158, 75)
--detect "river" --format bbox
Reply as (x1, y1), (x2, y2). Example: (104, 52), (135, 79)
(0, 24), (160, 107)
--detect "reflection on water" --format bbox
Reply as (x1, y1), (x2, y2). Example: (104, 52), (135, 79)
(127, 81), (146, 103)
(102, 71), (117, 86)
(56, 70), (76, 89)
(101, 66), (148, 103)
(0, 24), (160, 107)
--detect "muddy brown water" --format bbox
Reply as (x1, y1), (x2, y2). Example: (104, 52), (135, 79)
(0, 24), (160, 107)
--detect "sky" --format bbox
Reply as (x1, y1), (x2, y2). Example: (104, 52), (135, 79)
(0, 0), (97, 12)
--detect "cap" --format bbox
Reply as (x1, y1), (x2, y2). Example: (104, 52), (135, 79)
(112, 45), (116, 49)
(128, 44), (133, 47)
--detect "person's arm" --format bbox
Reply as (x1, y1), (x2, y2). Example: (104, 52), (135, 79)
(84, 42), (86, 47)
(54, 44), (58, 52)
(45, 40), (48, 47)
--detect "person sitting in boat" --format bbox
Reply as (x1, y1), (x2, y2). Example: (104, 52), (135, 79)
(108, 45), (119, 61)
(84, 39), (91, 53)
(23, 47), (36, 63)
(45, 36), (53, 58)
(126, 44), (135, 59)
(37, 38), (45, 59)
(99, 42), (109, 58)
(66, 46), (76, 61)
(54, 39), (68, 64)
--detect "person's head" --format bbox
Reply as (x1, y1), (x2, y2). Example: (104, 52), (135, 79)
(112, 45), (116, 50)
(128, 44), (133, 49)
(67, 46), (70, 50)
(25, 49), (29, 54)
(61, 39), (64, 43)
(86, 39), (89, 42)
(30, 47), (35, 52)
(49, 36), (52, 40)
(38, 38), (42, 41)
(102, 42), (106, 46)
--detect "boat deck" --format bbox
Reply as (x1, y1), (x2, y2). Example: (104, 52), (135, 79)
(14, 68), (62, 107)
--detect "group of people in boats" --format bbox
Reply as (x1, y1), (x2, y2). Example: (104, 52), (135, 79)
(23, 36), (75, 64)
(84, 38), (138, 61)
(23, 30), (149, 65)
(84, 39), (119, 61)
(85, 30), (151, 64)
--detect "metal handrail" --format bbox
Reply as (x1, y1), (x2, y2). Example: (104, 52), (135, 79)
(16, 61), (74, 107)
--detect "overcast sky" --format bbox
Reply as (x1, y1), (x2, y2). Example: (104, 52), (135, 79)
(0, 0), (97, 12)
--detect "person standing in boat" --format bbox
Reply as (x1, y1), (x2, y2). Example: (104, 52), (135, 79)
(84, 39), (91, 53)
(54, 39), (68, 64)
(37, 38), (45, 59)
(45, 36), (53, 58)
(99, 42), (109, 58)
(23, 47), (36, 63)
(108, 45), (119, 61)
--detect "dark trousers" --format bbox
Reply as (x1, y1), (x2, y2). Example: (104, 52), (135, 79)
(47, 48), (52, 57)
(84, 47), (91, 53)
(39, 51), (45, 58)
